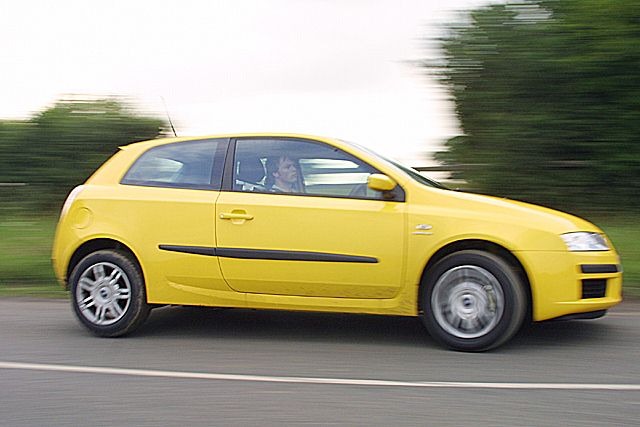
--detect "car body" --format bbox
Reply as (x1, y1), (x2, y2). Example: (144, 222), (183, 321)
(52, 133), (623, 351)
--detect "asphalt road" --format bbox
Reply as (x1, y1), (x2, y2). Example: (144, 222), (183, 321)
(0, 298), (639, 426)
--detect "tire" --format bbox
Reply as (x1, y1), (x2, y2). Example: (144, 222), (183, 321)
(69, 250), (150, 337)
(421, 250), (526, 352)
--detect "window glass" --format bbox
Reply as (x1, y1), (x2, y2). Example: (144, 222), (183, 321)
(122, 139), (225, 189)
(341, 139), (448, 190)
(233, 138), (389, 200)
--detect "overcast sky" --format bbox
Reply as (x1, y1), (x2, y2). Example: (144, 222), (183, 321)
(0, 0), (489, 163)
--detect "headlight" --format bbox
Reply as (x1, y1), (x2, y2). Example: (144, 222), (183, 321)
(561, 232), (609, 251)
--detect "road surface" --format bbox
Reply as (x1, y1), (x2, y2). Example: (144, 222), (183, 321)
(0, 298), (638, 426)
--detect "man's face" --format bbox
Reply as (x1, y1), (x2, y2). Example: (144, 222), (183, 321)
(275, 157), (297, 184)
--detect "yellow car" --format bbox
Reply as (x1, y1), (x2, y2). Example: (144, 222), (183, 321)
(52, 134), (623, 351)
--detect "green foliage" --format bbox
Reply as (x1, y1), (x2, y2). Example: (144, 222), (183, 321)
(0, 98), (166, 211)
(432, 0), (640, 212)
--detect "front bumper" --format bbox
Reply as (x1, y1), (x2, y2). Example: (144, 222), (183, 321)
(515, 250), (623, 322)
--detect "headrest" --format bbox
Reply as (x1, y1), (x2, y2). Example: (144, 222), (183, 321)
(237, 157), (266, 184)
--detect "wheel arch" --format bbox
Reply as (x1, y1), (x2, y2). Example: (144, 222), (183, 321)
(417, 239), (533, 323)
(65, 238), (143, 291)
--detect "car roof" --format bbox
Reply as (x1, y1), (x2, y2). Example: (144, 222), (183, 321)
(120, 133), (340, 151)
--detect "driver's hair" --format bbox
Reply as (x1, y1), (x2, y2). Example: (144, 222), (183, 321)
(265, 155), (289, 189)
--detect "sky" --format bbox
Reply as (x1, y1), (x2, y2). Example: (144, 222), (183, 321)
(0, 0), (489, 164)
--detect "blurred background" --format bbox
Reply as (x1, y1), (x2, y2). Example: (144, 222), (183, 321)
(1, 0), (638, 296)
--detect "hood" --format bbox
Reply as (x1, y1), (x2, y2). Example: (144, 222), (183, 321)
(426, 188), (600, 235)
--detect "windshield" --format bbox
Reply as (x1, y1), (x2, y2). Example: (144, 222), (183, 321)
(340, 140), (449, 190)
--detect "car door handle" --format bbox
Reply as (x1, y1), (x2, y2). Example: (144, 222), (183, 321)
(220, 212), (254, 220)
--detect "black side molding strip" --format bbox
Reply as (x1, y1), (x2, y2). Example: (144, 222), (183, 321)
(158, 245), (378, 263)
(159, 245), (217, 256)
(580, 264), (620, 274)
(216, 248), (378, 263)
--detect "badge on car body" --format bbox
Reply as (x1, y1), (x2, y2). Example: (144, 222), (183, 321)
(413, 224), (433, 235)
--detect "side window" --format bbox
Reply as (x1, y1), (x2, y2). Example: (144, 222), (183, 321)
(121, 139), (226, 189)
(233, 138), (388, 200)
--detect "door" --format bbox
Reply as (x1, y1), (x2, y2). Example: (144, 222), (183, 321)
(215, 137), (406, 299)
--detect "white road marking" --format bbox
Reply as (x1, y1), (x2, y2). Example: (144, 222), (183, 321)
(1, 361), (639, 390)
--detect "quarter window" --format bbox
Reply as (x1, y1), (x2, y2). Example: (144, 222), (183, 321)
(121, 139), (226, 189)
(233, 138), (396, 200)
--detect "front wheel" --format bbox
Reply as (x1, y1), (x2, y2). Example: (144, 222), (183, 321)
(69, 250), (150, 337)
(421, 250), (526, 352)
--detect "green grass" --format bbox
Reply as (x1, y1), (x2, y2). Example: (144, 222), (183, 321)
(0, 214), (68, 298)
(0, 212), (638, 298)
(589, 216), (640, 297)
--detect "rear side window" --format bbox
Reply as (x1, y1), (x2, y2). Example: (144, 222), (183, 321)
(121, 138), (227, 190)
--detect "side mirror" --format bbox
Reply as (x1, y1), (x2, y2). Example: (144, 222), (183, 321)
(367, 174), (396, 192)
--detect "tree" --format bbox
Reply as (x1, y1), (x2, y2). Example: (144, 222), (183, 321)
(0, 98), (166, 210)
(432, 0), (640, 212)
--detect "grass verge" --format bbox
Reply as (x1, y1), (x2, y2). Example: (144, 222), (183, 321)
(0, 214), (68, 298)
(589, 215), (640, 297)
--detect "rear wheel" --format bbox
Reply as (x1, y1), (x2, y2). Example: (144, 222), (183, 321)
(421, 250), (526, 352)
(69, 250), (150, 337)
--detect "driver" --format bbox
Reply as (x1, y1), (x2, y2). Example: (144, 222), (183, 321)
(265, 155), (299, 193)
